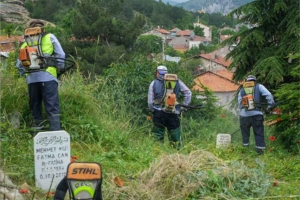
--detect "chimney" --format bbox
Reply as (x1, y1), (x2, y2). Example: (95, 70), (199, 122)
(211, 52), (215, 60)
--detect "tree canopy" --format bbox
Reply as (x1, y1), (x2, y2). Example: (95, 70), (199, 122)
(222, 0), (300, 151)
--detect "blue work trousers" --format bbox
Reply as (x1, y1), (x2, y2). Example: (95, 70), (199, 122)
(239, 115), (265, 150)
(28, 80), (61, 131)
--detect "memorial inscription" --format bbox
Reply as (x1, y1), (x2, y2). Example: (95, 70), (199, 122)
(34, 131), (70, 190)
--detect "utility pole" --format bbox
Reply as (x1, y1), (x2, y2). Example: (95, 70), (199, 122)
(162, 39), (165, 61)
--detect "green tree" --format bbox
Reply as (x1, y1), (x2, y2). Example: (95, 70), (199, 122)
(164, 46), (182, 57)
(180, 57), (203, 75)
(176, 12), (194, 30)
(133, 35), (162, 55)
(223, 0), (300, 151)
(194, 26), (204, 37)
(184, 47), (202, 59)
(220, 29), (235, 35)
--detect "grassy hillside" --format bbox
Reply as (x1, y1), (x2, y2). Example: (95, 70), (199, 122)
(0, 55), (299, 199)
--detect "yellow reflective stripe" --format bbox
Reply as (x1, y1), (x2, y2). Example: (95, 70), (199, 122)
(46, 66), (57, 77)
(165, 80), (176, 89)
(41, 34), (54, 54)
(244, 87), (253, 95)
(73, 186), (94, 197)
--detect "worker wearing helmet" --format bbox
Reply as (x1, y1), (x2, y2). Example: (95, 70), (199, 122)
(148, 66), (192, 149)
(238, 75), (275, 154)
(16, 19), (65, 132)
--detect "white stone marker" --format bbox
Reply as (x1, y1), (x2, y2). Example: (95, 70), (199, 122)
(216, 133), (231, 148)
(34, 131), (70, 191)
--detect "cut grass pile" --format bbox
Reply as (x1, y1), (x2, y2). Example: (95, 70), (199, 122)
(103, 150), (270, 200)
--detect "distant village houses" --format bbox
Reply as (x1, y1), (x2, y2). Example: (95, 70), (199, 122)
(0, 35), (23, 53)
(0, 35), (24, 65)
(195, 52), (233, 73)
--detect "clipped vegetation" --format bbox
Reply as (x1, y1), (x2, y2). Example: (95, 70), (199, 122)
(0, 0), (299, 199)
(1, 52), (300, 199)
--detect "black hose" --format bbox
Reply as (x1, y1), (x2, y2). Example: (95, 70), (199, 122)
(179, 104), (203, 109)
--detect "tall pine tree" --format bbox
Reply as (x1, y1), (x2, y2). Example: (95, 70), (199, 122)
(223, 0), (299, 151)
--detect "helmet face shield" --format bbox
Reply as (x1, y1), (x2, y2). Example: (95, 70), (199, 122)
(29, 19), (45, 27)
(157, 65), (167, 75)
(246, 75), (256, 81)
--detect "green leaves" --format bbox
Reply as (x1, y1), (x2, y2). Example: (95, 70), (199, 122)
(253, 56), (285, 85)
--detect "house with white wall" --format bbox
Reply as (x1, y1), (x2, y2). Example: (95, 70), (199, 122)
(193, 22), (212, 42)
(189, 35), (210, 49)
(196, 52), (232, 72)
(193, 70), (240, 114)
(168, 36), (189, 47)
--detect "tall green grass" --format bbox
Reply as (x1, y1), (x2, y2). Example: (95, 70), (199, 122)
(0, 57), (299, 199)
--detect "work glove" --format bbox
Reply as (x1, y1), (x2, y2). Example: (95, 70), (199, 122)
(267, 103), (277, 111)
(266, 106), (272, 114)
(266, 104), (276, 114)
(180, 107), (187, 113)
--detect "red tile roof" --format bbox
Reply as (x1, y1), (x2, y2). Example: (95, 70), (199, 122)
(170, 28), (181, 32)
(215, 69), (234, 80)
(173, 44), (189, 53)
(0, 36), (24, 43)
(192, 35), (209, 42)
(220, 35), (232, 41)
(200, 53), (232, 68)
(156, 29), (170, 34)
(176, 30), (193, 37)
(0, 36), (24, 52)
(193, 70), (240, 92)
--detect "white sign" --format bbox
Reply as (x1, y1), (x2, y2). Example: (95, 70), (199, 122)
(216, 133), (231, 148)
(34, 131), (70, 191)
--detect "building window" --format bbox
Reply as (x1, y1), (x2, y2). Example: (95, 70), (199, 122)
(226, 96), (229, 103)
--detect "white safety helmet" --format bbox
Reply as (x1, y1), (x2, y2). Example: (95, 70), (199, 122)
(157, 65), (168, 75)
(246, 75), (256, 81)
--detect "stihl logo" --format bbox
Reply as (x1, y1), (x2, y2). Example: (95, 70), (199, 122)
(72, 168), (98, 175)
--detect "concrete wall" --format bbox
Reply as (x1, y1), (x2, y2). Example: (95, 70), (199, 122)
(215, 91), (239, 115)
(201, 58), (227, 72)
(189, 40), (201, 49)
(165, 55), (181, 63)
(196, 91), (239, 115)
(168, 36), (189, 46)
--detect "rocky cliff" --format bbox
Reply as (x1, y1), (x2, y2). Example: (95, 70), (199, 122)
(176, 0), (254, 14)
(0, 0), (30, 24)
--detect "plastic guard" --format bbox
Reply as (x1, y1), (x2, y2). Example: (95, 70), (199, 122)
(24, 27), (43, 37)
(66, 162), (102, 200)
(163, 74), (178, 113)
(242, 95), (250, 107)
(164, 73), (178, 81)
(243, 81), (255, 88)
(19, 47), (38, 67)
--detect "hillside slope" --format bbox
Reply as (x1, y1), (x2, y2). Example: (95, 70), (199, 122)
(176, 0), (254, 13)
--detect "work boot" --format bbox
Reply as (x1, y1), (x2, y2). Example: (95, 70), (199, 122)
(30, 124), (45, 137)
(49, 115), (61, 131)
(151, 126), (165, 142)
(168, 127), (182, 150)
(256, 149), (264, 155)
